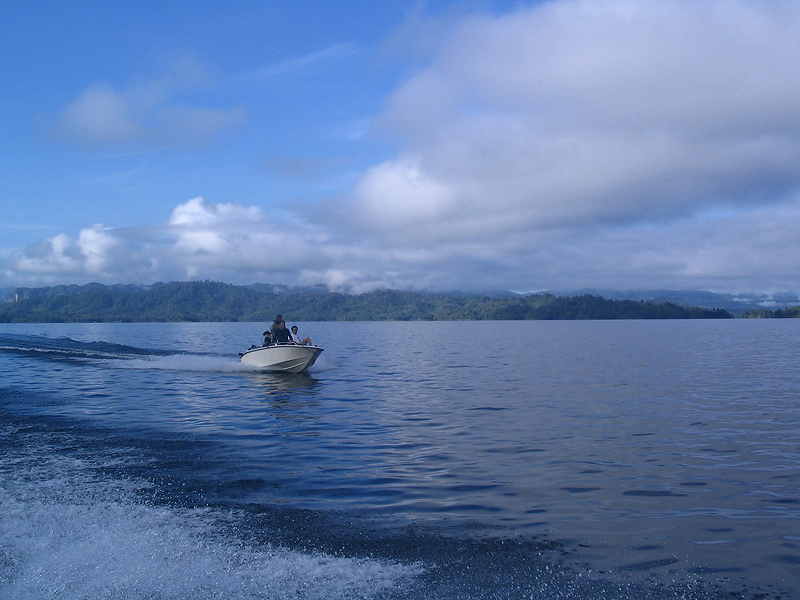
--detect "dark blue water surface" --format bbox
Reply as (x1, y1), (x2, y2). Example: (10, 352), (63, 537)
(1, 319), (799, 599)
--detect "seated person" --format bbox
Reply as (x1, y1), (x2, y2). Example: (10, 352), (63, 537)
(272, 320), (292, 344)
(290, 325), (312, 345)
(262, 330), (272, 346)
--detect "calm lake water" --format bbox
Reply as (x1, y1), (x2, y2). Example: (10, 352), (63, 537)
(1, 319), (799, 599)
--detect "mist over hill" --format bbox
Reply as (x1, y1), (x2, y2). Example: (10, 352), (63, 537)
(546, 289), (800, 315)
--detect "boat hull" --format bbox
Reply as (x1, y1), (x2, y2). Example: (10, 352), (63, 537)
(240, 344), (323, 373)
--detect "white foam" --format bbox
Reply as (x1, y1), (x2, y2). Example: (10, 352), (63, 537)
(305, 353), (336, 373)
(102, 353), (254, 373)
(0, 435), (423, 600)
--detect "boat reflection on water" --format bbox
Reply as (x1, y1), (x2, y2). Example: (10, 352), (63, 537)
(246, 368), (322, 410)
(249, 371), (319, 392)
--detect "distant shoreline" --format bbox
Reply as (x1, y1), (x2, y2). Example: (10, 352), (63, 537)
(0, 280), (737, 323)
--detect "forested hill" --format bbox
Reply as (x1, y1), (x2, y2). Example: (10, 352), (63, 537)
(0, 281), (733, 323)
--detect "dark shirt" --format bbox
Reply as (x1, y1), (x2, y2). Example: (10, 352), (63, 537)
(273, 326), (291, 344)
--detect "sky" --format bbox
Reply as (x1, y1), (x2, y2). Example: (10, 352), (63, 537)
(3, 0), (800, 295)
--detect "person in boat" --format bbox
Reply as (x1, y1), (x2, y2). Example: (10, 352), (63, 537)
(290, 325), (312, 346)
(269, 315), (283, 341)
(262, 330), (272, 346)
(272, 320), (293, 344)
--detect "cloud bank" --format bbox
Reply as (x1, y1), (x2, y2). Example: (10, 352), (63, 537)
(353, 0), (800, 235)
(7, 0), (800, 293)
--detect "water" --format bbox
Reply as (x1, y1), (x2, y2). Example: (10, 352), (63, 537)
(1, 319), (799, 599)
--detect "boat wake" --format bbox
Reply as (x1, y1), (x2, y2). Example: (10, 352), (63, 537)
(0, 333), (170, 362)
(0, 419), (423, 600)
(0, 333), (253, 373)
(103, 353), (253, 373)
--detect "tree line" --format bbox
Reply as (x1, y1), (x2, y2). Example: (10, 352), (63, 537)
(0, 280), (734, 323)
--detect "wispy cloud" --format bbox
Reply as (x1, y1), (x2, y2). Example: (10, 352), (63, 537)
(45, 56), (246, 149)
(240, 42), (361, 82)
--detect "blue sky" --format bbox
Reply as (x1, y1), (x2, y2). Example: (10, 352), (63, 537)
(3, 0), (800, 294)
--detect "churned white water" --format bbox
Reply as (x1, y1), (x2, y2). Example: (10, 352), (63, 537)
(0, 423), (421, 600)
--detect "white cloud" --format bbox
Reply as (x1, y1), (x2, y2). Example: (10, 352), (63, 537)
(163, 197), (338, 280)
(13, 225), (120, 278)
(352, 0), (800, 243)
(7, 198), (316, 287)
(353, 157), (459, 231)
(168, 197), (261, 228)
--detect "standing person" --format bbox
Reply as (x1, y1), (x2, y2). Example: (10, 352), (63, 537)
(269, 315), (283, 341)
(290, 325), (312, 346)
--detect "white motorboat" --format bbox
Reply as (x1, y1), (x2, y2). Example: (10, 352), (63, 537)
(239, 343), (323, 373)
